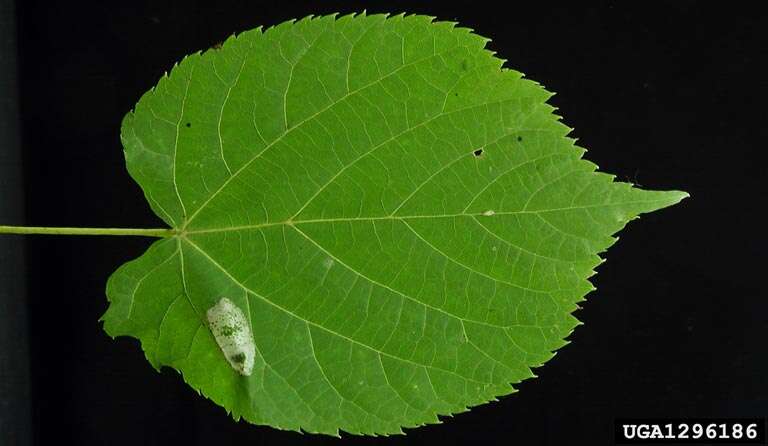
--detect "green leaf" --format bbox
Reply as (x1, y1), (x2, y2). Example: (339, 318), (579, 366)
(101, 13), (687, 436)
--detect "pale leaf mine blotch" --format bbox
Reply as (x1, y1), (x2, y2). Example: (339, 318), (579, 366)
(206, 297), (256, 376)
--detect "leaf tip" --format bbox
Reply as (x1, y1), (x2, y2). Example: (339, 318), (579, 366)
(672, 190), (691, 203)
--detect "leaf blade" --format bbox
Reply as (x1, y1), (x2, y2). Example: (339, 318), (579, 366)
(105, 12), (687, 436)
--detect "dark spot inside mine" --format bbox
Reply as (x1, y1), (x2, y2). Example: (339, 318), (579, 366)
(517, 136), (523, 142)
(230, 353), (246, 364)
(185, 122), (191, 128)
(220, 324), (239, 337)
(473, 148), (484, 157)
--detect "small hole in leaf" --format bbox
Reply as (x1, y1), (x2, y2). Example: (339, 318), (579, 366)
(185, 122), (191, 128)
(473, 148), (484, 157)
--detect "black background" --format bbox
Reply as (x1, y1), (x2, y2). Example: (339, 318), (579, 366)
(5, 1), (766, 445)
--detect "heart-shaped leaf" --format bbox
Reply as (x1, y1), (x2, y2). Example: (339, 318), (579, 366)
(101, 13), (687, 436)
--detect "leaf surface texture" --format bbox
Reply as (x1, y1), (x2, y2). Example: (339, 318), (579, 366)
(102, 13), (687, 435)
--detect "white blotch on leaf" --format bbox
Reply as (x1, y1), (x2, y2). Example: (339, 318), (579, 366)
(482, 210), (495, 216)
(206, 297), (256, 376)
(322, 257), (335, 269)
